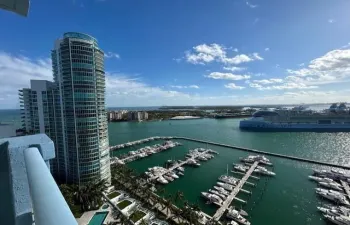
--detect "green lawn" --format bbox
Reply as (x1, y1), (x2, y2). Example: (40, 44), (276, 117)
(117, 200), (132, 210)
(130, 210), (146, 223)
(107, 191), (121, 199)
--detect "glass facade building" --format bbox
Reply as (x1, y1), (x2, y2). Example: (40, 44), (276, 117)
(19, 32), (111, 185)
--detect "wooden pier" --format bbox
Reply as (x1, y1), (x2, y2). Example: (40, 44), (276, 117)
(340, 180), (350, 201)
(149, 150), (211, 181)
(212, 161), (259, 221)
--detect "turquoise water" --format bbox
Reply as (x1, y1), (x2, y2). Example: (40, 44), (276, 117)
(88, 211), (108, 225)
(109, 119), (350, 225)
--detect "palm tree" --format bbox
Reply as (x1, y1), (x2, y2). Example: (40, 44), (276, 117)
(173, 190), (184, 205)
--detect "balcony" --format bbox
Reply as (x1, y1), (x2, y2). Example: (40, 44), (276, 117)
(0, 134), (77, 225)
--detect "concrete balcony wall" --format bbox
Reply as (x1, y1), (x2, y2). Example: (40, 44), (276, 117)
(0, 134), (76, 225)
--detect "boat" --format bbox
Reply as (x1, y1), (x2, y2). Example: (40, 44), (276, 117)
(177, 172), (185, 176)
(217, 182), (234, 191)
(177, 167), (185, 172)
(227, 221), (239, 225)
(201, 192), (223, 205)
(324, 214), (350, 225)
(316, 190), (350, 205)
(313, 169), (350, 180)
(319, 181), (343, 191)
(214, 186), (230, 195)
(239, 104), (350, 132)
(317, 206), (350, 217)
(309, 175), (335, 183)
(209, 189), (226, 200)
(226, 207), (250, 225)
(163, 175), (174, 182)
(234, 165), (248, 173)
(157, 176), (168, 184)
(218, 175), (239, 185)
(253, 167), (276, 176)
(168, 172), (179, 179)
(241, 155), (272, 166)
(197, 156), (208, 161)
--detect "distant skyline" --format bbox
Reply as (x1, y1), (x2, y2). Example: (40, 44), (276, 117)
(1, 0), (350, 109)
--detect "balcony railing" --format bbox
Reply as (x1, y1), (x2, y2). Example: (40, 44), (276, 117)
(0, 134), (77, 225)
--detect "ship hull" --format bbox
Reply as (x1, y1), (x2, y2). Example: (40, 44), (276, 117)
(239, 120), (350, 132)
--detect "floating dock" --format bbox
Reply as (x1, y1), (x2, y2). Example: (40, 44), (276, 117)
(212, 161), (259, 221)
(172, 136), (350, 169)
(149, 150), (211, 181)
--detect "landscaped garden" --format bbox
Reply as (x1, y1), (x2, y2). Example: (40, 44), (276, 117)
(117, 199), (132, 210)
(107, 191), (121, 199)
(129, 210), (146, 223)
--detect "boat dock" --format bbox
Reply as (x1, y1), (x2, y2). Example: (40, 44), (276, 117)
(149, 150), (211, 181)
(173, 137), (350, 169)
(212, 161), (259, 221)
(340, 180), (350, 201)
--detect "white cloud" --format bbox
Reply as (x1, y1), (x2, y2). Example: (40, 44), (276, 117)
(105, 51), (120, 59)
(189, 85), (200, 89)
(265, 48), (270, 51)
(184, 43), (263, 65)
(223, 66), (246, 72)
(233, 48), (239, 52)
(246, 1), (258, 8)
(170, 85), (199, 89)
(286, 48), (350, 85)
(252, 78), (283, 84)
(206, 72), (250, 80)
(252, 53), (264, 60)
(328, 19), (336, 24)
(224, 83), (245, 90)
(0, 52), (52, 109)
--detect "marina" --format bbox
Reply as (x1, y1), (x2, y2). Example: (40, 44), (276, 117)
(110, 140), (181, 164)
(146, 148), (217, 183)
(308, 168), (350, 224)
(108, 118), (350, 225)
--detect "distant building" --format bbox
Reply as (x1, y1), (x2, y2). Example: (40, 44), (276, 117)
(107, 110), (127, 121)
(127, 111), (148, 121)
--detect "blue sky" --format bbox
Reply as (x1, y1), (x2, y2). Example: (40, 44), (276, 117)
(1, 0), (350, 108)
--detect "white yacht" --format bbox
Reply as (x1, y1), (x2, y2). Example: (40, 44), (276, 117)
(309, 175), (334, 183)
(317, 206), (350, 217)
(316, 188), (344, 196)
(209, 189), (226, 200)
(227, 221), (239, 225)
(253, 167), (276, 176)
(201, 192), (223, 205)
(177, 167), (185, 172)
(217, 182), (234, 191)
(157, 176), (168, 184)
(214, 186), (230, 195)
(164, 175), (174, 182)
(218, 175), (239, 185)
(177, 171), (184, 176)
(197, 156), (208, 161)
(324, 214), (350, 225)
(226, 207), (251, 225)
(168, 172), (179, 179)
(316, 190), (350, 205)
(234, 165), (249, 173)
(241, 155), (272, 166)
(319, 181), (343, 192)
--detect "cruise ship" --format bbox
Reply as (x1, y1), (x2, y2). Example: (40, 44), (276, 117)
(239, 103), (350, 132)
